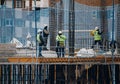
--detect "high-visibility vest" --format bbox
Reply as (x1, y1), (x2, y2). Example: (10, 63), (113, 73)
(56, 35), (66, 47)
(94, 31), (101, 40)
(37, 34), (41, 43)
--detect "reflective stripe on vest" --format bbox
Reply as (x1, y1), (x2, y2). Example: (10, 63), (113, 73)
(94, 31), (101, 40)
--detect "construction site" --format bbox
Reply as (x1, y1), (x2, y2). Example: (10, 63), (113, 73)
(0, 0), (120, 84)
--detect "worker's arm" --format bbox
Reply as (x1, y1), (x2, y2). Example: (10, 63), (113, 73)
(98, 30), (104, 35)
(44, 29), (49, 34)
(56, 35), (60, 41)
(59, 35), (66, 40)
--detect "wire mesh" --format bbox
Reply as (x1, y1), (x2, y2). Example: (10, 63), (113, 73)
(0, 0), (119, 63)
(0, 1), (120, 84)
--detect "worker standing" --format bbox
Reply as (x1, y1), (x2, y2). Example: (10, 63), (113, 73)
(56, 31), (66, 57)
(43, 24), (49, 50)
(37, 29), (44, 57)
(91, 26), (104, 50)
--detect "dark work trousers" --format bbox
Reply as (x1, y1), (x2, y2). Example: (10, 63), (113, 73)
(43, 37), (48, 50)
(56, 46), (65, 58)
(37, 43), (43, 57)
(91, 40), (103, 50)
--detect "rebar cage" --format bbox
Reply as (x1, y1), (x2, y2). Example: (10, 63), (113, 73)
(0, 0), (120, 57)
(0, 0), (120, 84)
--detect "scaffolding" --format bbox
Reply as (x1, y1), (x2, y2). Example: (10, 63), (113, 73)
(0, 0), (120, 84)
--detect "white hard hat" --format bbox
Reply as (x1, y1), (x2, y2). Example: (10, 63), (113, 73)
(44, 24), (47, 27)
(58, 31), (62, 34)
(95, 26), (99, 30)
(38, 29), (42, 33)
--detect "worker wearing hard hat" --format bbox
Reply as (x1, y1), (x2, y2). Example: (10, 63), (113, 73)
(91, 26), (104, 50)
(37, 29), (44, 57)
(56, 31), (66, 57)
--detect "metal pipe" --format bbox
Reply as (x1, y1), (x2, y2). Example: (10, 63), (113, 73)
(69, 0), (75, 56)
(54, 65), (56, 84)
(97, 65), (99, 84)
(65, 65), (67, 84)
(12, 0), (15, 39)
(34, 0), (37, 57)
(111, 0), (115, 84)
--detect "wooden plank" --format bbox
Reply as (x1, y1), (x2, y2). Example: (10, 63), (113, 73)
(7, 57), (120, 64)
(0, 44), (16, 56)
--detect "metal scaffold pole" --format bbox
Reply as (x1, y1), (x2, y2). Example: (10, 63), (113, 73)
(111, 0), (115, 84)
(12, 0), (15, 40)
(69, 0), (75, 56)
(34, 0), (37, 57)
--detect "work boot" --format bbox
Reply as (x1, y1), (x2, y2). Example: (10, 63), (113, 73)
(43, 47), (48, 50)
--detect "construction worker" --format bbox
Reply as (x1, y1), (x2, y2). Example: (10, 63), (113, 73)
(56, 31), (66, 57)
(43, 24), (49, 50)
(109, 40), (120, 53)
(37, 29), (44, 57)
(91, 26), (103, 50)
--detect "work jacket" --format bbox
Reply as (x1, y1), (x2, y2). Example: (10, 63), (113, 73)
(43, 29), (49, 37)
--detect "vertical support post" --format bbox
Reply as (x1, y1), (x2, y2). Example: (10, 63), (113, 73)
(35, 65), (38, 84)
(75, 65), (78, 84)
(86, 67), (88, 84)
(2, 65), (5, 84)
(108, 65), (112, 84)
(85, 64), (89, 84)
(34, 0), (37, 57)
(43, 65), (46, 84)
(65, 65), (67, 84)
(11, 65), (13, 84)
(0, 65), (2, 84)
(1, 1), (6, 43)
(12, 0), (15, 40)
(69, 0), (75, 56)
(46, 65), (49, 84)
(97, 65), (99, 84)
(54, 65), (56, 84)
(111, 0), (115, 84)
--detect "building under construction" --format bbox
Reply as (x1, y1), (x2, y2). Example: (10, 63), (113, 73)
(0, 0), (120, 84)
